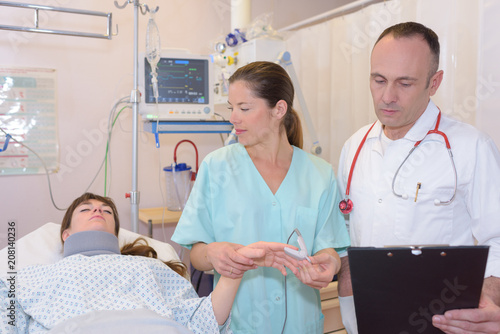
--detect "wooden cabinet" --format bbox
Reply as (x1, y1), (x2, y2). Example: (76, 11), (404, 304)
(320, 281), (346, 333)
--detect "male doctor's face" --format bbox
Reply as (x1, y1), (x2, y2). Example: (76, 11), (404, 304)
(370, 34), (443, 140)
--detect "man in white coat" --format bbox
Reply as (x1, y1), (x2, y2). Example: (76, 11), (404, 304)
(337, 22), (500, 334)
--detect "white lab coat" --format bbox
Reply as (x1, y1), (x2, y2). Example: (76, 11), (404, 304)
(337, 100), (500, 333)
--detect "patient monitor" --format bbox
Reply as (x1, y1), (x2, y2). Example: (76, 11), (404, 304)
(138, 49), (215, 120)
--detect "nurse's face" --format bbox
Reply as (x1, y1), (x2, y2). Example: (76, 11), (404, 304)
(370, 34), (443, 140)
(228, 80), (282, 147)
(62, 199), (116, 241)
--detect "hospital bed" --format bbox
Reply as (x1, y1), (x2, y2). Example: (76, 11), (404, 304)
(0, 223), (196, 333)
(0, 224), (345, 333)
(0, 222), (181, 275)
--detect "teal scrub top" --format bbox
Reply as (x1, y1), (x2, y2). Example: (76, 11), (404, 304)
(172, 144), (350, 334)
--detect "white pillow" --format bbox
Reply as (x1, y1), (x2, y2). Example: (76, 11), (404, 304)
(0, 222), (180, 277)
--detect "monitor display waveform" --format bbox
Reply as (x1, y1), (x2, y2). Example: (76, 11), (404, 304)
(144, 58), (208, 104)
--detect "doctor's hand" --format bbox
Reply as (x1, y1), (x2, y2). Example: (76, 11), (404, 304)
(295, 248), (340, 290)
(206, 241), (257, 279)
(432, 295), (500, 334)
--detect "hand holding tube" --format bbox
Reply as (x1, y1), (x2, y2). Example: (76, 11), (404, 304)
(294, 248), (341, 290)
(237, 241), (300, 276)
(194, 241), (300, 278)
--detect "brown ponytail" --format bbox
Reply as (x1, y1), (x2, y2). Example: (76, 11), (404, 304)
(121, 237), (188, 278)
(284, 108), (303, 149)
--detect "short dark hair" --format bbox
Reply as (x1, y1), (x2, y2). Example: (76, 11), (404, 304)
(375, 22), (440, 85)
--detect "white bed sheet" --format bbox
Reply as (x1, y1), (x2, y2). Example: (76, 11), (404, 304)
(0, 222), (180, 277)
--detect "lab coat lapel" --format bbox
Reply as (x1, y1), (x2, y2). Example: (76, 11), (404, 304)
(404, 100), (441, 143)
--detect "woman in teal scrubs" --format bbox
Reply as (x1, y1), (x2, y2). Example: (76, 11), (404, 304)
(172, 61), (350, 333)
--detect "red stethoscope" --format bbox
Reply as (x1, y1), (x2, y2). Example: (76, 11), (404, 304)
(339, 111), (457, 215)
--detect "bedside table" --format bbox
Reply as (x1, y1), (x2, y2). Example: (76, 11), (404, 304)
(138, 207), (183, 238)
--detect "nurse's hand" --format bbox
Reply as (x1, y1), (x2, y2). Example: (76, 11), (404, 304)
(237, 241), (300, 276)
(206, 241), (257, 279)
(295, 248), (340, 290)
(432, 295), (500, 334)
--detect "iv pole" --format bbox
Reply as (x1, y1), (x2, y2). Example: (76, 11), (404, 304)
(114, 0), (158, 232)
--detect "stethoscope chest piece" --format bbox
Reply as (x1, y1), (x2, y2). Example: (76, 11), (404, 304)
(339, 198), (353, 214)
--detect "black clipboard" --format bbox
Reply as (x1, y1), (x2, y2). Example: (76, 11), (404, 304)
(348, 245), (489, 334)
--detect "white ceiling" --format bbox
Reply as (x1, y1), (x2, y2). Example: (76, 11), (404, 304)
(252, 0), (355, 29)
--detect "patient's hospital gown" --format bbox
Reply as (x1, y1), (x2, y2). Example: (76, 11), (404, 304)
(0, 239), (229, 333)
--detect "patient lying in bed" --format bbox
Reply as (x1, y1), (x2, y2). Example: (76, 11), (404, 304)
(0, 193), (299, 333)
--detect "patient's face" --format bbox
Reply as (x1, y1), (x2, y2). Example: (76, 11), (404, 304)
(62, 199), (116, 241)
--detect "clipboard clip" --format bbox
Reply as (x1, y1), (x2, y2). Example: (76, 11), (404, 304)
(384, 244), (450, 256)
(411, 247), (422, 256)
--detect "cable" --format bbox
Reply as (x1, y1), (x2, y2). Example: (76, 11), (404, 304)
(195, 269), (204, 292)
(281, 229), (297, 334)
(82, 97), (130, 196)
(0, 127), (66, 211)
(0, 133), (11, 152)
(104, 97), (131, 195)
(104, 105), (129, 196)
(157, 142), (169, 244)
(1, 95), (130, 210)
(214, 112), (230, 146)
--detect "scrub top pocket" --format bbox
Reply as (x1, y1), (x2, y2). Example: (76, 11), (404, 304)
(293, 206), (318, 254)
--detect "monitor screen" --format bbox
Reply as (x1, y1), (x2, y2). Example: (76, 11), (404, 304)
(144, 57), (209, 105)
(139, 52), (214, 120)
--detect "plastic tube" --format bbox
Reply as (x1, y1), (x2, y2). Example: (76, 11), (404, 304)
(146, 10), (161, 148)
(146, 11), (161, 101)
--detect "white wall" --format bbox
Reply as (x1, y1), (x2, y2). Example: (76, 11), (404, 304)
(3, 0), (499, 249)
(0, 0), (234, 245)
(0, 0), (355, 247)
(477, 0), (500, 148)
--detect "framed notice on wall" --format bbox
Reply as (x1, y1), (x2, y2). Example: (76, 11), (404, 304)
(0, 67), (58, 175)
